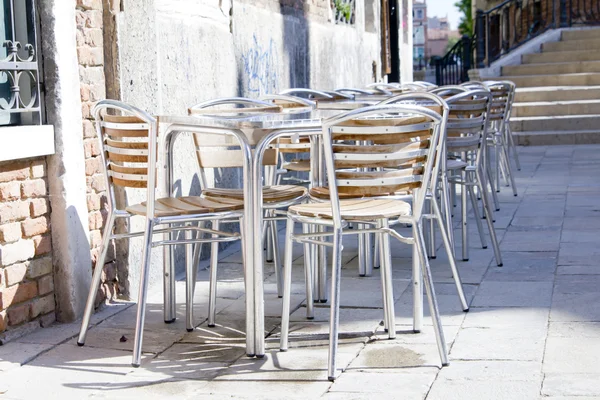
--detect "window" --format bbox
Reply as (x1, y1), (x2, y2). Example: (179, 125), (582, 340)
(333, 0), (355, 25)
(1, 0), (43, 126)
(415, 9), (423, 20)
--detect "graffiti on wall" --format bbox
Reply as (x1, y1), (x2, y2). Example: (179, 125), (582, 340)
(241, 35), (278, 95)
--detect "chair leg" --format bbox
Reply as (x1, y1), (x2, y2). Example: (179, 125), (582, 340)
(132, 218), (155, 367)
(318, 226), (328, 303)
(265, 211), (273, 261)
(461, 169), (469, 262)
(506, 125), (521, 171)
(441, 176), (456, 255)
(280, 218), (296, 351)
(476, 168), (503, 267)
(412, 225), (423, 333)
(501, 143), (518, 197)
(327, 227), (343, 382)
(428, 198), (437, 259)
(485, 162), (500, 213)
(302, 223), (314, 319)
(468, 182), (488, 250)
(378, 219), (396, 339)
(185, 226), (196, 332)
(270, 218), (284, 297)
(414, 222), (449, 367)
(78, 212), (116, 346)
(432, 197), (469, 312)
(208, 220), (220, 327)
(358, 224), (366, 276)
(373, 232), (381, 269)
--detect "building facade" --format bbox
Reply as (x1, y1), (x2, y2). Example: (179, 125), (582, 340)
(0, 0), (396, 342)
(412, 0), (427, 68)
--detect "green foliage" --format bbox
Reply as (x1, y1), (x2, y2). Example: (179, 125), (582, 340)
(334, 0), (353, 21)
(454, 0), (473, 35)
(445, 36), (460, 53)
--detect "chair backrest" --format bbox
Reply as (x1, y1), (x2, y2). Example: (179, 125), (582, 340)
(279, 88), (335, 101)
(430, 86), (468, 97)
(320, 104), (444, 222)
(94, 100), (158, 215)
(260, 94), (316, 109)
(189, 98), (278, 187)
(335, 88), (375, 96)
(365, 83), (396, 95)
(443, 89), (492, 159)
(483, 81), (512, 123)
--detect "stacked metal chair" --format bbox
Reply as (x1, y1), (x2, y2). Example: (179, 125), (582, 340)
(279, 103), (450, 381)
(77, 100), (245, 366)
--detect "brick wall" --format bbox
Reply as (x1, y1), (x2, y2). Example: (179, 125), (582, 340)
(0, 158), (54, 342)
(76, 0), (118, 304)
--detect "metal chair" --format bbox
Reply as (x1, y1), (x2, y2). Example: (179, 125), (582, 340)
(443, 89), (503, 266)
(77, 100), (244, 367)
(484, 81), (518, 198)
(280, 104), (450, 381)
(377, 92), (469, 313)
(189, 98), (309, 298)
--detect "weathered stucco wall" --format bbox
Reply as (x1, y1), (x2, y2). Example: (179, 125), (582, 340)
(112, 0), (382, 295)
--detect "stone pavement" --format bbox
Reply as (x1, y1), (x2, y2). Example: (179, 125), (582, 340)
(1, 145), (600, 399)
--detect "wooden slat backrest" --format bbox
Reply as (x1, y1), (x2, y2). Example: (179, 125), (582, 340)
(484, 82), (511, 121)
(189, 98), (281, 169)
(327, 113), (436, 197)
(101, 114), (153, 188)
(445, 90), (491, 149)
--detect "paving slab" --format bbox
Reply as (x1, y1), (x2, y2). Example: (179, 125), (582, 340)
(471, 281), (554, 307)
(542, 373), (600, 397)
(427, 379), (541, 400)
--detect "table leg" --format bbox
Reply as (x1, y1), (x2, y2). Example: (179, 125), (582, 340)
(163, 131), (177, 323)
(252, 152), (265, 358)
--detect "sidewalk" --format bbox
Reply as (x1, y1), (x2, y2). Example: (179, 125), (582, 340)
(1, 145), (599, 399)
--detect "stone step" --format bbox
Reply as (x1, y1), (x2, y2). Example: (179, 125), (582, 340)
(503, 73), (600, 87)
(561, 29), (600, 41)
(503, 61), (600, 76)
(514, 86), (600, 102)
(510, 114), (600, 132)
(514, 130), (600, 146)
(542, 38), (600, 52)
(523, 50), (600, 64)
(512, 99), (600, 117)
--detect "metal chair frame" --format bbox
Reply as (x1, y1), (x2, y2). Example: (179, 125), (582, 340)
(280, 104), (450, 381)
(77, 100), (244, 367)
(188, 97), (309, 300)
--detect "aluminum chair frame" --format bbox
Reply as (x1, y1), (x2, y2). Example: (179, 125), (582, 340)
(188, 97), (309, 300)
(279, 104), (450, 381)
(443, 89), (504, 267)
(77, 100), (244, 367)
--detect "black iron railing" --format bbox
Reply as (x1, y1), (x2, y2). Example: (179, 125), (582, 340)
(434, 35), (474, 86)
(435, 0), (600, 85)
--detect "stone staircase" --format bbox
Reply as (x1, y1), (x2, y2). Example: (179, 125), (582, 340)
(501, 28), (600, 145)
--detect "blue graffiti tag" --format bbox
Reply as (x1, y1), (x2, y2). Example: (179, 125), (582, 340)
(241, 35), (278, 95)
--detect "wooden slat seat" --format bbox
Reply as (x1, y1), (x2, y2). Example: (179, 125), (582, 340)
(203, 185), (307, 203)
(309, 186), (413, 200)
(282, 159), (311, 172)
(289, 199), (411, 221)
(446, 159), (468, 170)
(126, 196), (243, 217)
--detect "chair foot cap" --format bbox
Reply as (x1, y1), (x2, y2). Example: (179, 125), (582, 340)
(430, 256), (437, 260)
(164, 319), (176, 324)
(462, 258), (469, 262)
(463, 308), (470, 313)
(413, 330), (421, 334)
(132, 363), (140, 368)
(208, 324), (216, 328)
(186, 328), (194, 332)
(328, 376), (336, 382)
(307, 316), (314, 320)
(77, 341), (84, 347)
(256, 354), (265, 359)
(482, 246), (488, 249)
(359, 274), (366, 277)
(319, 300), (328, 304)
(280, 349), (288, 352)
(514, 194), (518, 197)
(497, 263), (503, 267)
(246, 353), (255, 358)
(442, 361), (450, 367)
(278, 295), (283, 299)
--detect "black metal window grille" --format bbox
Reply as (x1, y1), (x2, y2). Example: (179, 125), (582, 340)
(1, 0), (43, 126)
